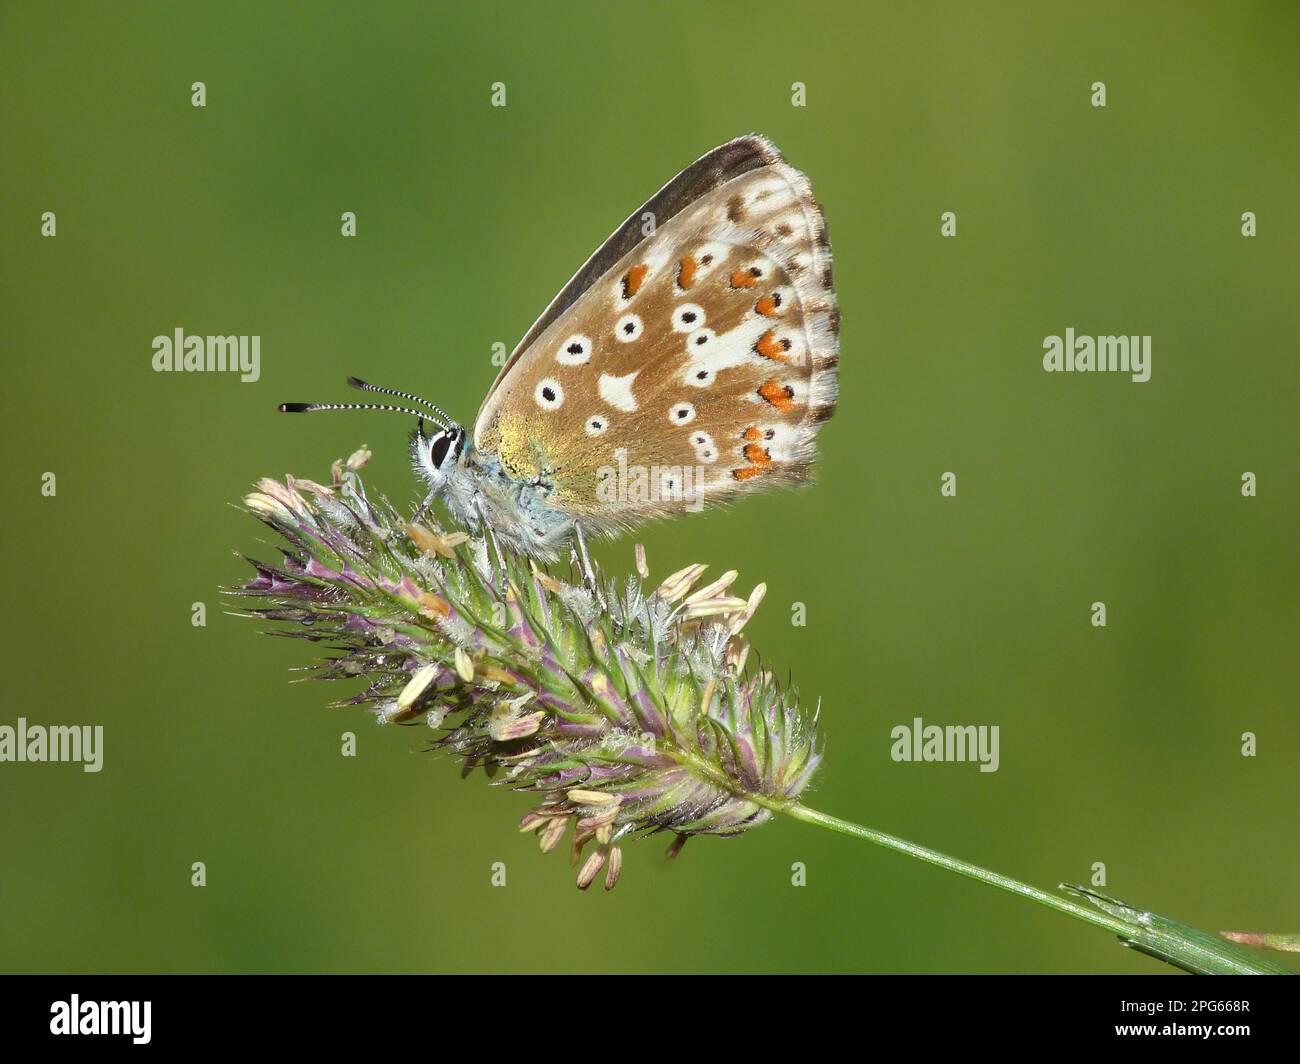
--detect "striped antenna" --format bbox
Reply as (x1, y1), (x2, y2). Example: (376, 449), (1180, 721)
(346, 377), (454, 428)
(277, 400), (434, 422)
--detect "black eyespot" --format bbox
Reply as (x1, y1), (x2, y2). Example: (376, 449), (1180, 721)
(430, 433), (452, 469)
(676, 409), (688, 419)
(695, 335), (708, 345)
(682, 311), (697, 323)
(567, 342), (583, 354)
(696, 370), (708, 380)
(542, 387), (556, 402)
(749, 266), (762, 277)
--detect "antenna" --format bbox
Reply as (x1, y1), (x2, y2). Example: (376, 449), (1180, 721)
(346, 377), (454, 428)
(277, 400), (434, 421)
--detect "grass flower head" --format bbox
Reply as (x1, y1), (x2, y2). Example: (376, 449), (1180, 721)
(236, 455), (821, 890)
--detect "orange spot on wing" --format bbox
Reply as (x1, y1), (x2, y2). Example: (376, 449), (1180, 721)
(755, 294), (779, 317)
(621, 263), (648, 299)
(753, 329), (790, 362)
(730, 268), (759, 289)
(758, 378), (796, 412)
(733, 431), (776, 481)
(677, 255), (698, 289)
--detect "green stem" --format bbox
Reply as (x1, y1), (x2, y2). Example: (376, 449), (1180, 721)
(760, 801), (1290, 975)
(781, 802), (1134, 935)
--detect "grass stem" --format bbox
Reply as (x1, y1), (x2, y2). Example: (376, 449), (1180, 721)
(768, 801), (1290, 975)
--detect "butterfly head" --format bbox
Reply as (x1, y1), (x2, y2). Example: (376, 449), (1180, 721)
(279, 376), (466, 512)
(411, 420), (468, 493)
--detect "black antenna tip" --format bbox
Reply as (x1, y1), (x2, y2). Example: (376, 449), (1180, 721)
(346, 376), (368, 390)
(279, 403), (312, 413)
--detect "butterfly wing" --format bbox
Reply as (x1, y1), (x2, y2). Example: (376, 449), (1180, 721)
(473, 135), (839, 534)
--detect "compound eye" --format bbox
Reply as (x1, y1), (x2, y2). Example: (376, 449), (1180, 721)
(429, 432), (452, 469)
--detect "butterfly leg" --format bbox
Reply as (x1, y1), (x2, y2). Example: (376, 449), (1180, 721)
(572, 521), (606, 606)
(475, 497), (508, 596)
(412, 488), (438, 526)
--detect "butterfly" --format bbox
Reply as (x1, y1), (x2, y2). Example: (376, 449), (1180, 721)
(281, 134), (839, 569)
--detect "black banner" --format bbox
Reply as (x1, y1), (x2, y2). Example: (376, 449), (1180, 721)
(1, 974), (1291, 1051)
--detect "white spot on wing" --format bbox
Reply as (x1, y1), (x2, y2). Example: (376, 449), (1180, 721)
(598, 371), (639, 412)
(556, 334), (592, 365)
(685, 328), (716, 352)
(535, 378), (564, 410)
(677, 242), (729, 289)
(672, 304), (705, 333)
(761, 423), (800, 461)
(680, 317), (772, 386)
(614, 313), (644, 342)
(691, 431), (717, 463)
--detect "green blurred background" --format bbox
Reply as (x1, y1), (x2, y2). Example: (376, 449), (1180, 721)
(2, 1), (1296, 973)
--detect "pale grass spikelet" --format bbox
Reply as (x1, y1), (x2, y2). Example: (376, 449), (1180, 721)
(235, 456), (821, 889)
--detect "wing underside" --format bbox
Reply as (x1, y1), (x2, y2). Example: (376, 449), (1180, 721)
(475, 136), (839, 530)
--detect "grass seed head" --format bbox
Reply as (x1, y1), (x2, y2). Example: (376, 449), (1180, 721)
(235, 458), (821, 888)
